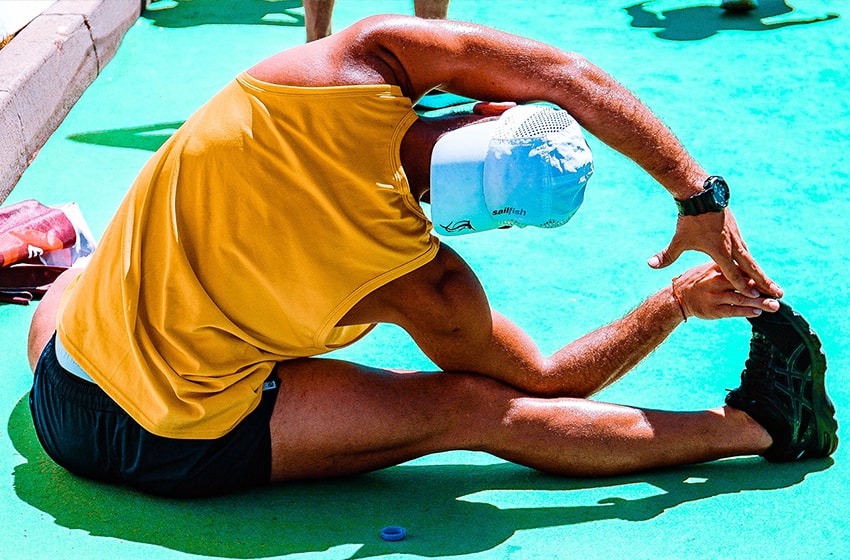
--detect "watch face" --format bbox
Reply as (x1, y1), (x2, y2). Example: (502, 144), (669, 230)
(710, 177), (729, 207)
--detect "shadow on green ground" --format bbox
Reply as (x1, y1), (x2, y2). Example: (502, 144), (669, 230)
(67, 122), (184, 152)
(624, 0), (839, 41)
(144, 0), (305, 28)
(9, 395), (833, 559)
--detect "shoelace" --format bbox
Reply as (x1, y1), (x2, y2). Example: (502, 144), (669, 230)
(742, 332), (774, 396)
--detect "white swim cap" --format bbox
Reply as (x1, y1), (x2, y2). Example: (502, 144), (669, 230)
(429, 105), (593, 236)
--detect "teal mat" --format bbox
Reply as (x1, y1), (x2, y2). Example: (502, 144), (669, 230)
(3, 1), (849, 558)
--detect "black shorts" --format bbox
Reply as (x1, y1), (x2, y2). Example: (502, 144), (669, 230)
(29, 334), (280, 498)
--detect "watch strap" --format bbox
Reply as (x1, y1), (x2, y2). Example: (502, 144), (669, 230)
(676, 176), (728, 216)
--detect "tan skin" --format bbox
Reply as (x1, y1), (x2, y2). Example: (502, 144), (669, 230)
(30, 16), (781, 482)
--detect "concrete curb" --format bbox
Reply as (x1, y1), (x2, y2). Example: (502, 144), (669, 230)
(0, 0), (147, 203)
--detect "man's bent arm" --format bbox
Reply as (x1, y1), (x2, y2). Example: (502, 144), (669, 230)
(345, 16), (780, 297)
(356, 16), (704, 199)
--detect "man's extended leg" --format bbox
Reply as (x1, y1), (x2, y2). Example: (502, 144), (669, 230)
(268, 296), (836, 482)
(268, 357), (772, 481)
(726, 300), (838, 461)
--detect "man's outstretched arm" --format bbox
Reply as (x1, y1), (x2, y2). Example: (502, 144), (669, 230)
(351, 244), (778, 398)
(466, 263), (777, 398)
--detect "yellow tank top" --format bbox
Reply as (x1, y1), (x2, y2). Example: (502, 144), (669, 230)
(57, 73), (439, 438)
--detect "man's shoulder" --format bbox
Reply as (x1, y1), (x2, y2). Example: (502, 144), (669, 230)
(338, 14), (443, 53)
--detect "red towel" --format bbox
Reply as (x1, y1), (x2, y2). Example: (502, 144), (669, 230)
(0, 199), (77, 267)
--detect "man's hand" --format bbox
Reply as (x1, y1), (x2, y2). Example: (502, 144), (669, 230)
(673, 262), (780, 320)
(473, 101), (516, 116)
(648, 209), (783, 299)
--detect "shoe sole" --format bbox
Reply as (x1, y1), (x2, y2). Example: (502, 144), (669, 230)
(749, 301), (838, 458)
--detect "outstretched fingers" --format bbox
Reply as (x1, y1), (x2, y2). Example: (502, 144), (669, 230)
(711, 290), (781, 319)
(674, 263), (780, 321)
(729, 236), (783, 299)
(651, 211), (782, 299)
(717, 211), (782, 298)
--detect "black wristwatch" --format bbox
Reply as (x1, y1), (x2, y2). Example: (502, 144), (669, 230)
(675, 176), (730, 216)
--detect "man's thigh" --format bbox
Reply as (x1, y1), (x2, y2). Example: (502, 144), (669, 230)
(268, 357), (517, 481)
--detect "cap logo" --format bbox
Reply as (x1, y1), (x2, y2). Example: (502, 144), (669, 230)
(429, 105), (592, 236)
(440, 220), (475, 233)
(491, 206), (527, 218)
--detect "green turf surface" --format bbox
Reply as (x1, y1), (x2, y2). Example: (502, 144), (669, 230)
(2, 1), (848, 558)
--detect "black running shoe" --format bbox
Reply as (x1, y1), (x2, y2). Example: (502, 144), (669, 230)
(725, 300), (838, 462)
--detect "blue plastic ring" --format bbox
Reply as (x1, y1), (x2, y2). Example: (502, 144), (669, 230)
(381, 526), (406, 541)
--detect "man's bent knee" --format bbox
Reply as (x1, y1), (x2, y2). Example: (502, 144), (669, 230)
(27, 268), (81, 372)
